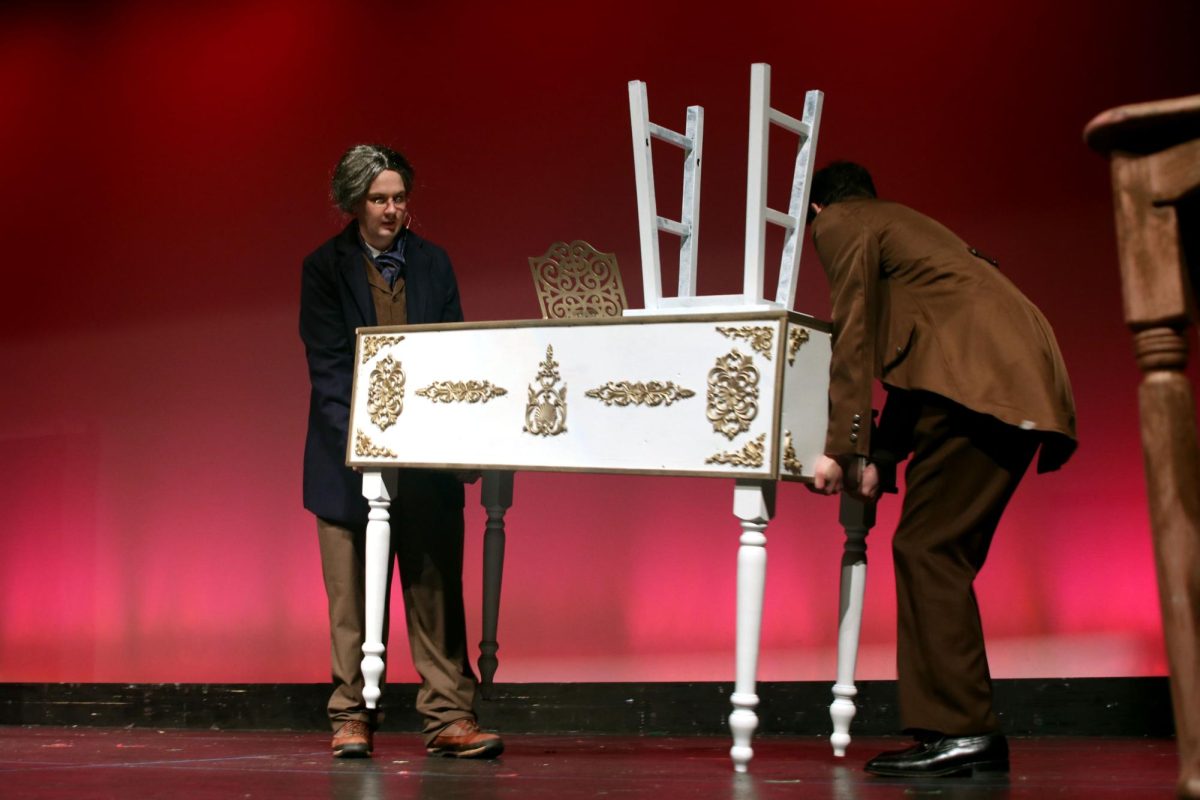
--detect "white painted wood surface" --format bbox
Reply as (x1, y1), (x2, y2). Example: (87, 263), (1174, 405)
(830, 494), (873, 757)
(348, 314), (830, 480)
(742, 63), (824, 311)
(628, 81), (704, 311)
(729, 479), (775, 772)
(360, 469), (397, 711)
(349, 311), (838, 772)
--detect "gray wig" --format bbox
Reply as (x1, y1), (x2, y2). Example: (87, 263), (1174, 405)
(330, 144), (415, 213)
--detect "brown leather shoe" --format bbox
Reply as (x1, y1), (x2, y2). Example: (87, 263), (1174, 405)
(426, 718), (504, 759)
(331, 720), (372, 758)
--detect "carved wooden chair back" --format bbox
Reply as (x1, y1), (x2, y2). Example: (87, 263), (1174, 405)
(529, 240), (628, 320)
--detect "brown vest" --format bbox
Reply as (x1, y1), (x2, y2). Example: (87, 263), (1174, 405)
(363, 255), (407, 326)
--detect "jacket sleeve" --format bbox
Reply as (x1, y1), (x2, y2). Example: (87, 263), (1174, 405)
(299, 253), (355, 455)
(439, 250), (465, 323)
(814, 207), (880, 460)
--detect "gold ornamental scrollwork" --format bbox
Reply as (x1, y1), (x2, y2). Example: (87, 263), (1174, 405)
(354, 430), (397, 459)
(716, 326), (774, 359)
(361, 334), (405, 364)
(368, 355), (405, 431)
(706, 349), (760, 440)
(787, 327), (810, 366)
(416, 380), (508, 404)
(525, 345), (567, 436)
(585, 381), (695, 407)
(706, 433), (766, 468)
(782, 430), (803, 476)
(530, 241), (628, 319)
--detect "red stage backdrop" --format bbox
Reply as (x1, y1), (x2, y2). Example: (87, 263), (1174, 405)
(0, 0), (1196, 684)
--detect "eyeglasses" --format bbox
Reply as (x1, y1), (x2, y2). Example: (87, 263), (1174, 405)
(367, 193), (408, 208)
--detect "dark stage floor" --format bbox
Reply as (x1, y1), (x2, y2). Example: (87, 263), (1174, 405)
(0, 726), (1181, 799)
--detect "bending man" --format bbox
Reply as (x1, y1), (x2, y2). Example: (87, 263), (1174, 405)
(808, 161), (1076, 777)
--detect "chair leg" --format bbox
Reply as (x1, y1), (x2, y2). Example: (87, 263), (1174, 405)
(729, 479), (776, 773)
(830, 495), (873, 757)
(361, 470), (398, 710)
(1133, 327), (1200, 799)
(478, 470), (513, 695)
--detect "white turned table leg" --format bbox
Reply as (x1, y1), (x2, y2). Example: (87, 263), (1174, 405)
(478, 470), (513, 692)
(830, 494), (874, 756)
(729, 479), (776, 773)
(361, 469), (397, 710)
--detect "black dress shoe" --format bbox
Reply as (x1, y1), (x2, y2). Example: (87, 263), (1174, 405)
(865, 733), (1009, 777)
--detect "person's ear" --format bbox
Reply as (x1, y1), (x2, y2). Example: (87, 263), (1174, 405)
(807, 202), (823, 226)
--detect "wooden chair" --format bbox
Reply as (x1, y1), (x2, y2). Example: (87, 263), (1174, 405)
(1085, 94), (1200, 800)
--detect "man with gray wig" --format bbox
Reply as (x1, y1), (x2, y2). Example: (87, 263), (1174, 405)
(300, 143), (502, 759)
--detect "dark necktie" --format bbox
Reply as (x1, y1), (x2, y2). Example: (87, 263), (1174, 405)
(375, 252), (404, 288)
(374, 234), (407, 288)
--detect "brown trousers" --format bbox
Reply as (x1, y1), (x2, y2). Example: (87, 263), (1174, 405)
(880, 390), (1038, 736)
(317, 472), (478, 742)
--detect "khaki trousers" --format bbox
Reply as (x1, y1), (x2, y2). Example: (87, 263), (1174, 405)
(883, 390), (1038, 736)
(317, 472), (478, 742)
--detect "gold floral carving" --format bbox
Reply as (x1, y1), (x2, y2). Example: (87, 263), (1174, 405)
(525, 345), (567, 436)
(787, 327), (810, 366)
(585, 381), (695, 407)
(706, 433), (766, 468)
(706, 349), (760, 440)
(354, 430), (396, 459)
(368, 355), (405, 431)
(417, 380), (508, 403)
(716, 326), (774, 359)
(530, 241), (628, 319)
(782, 430), (803, 475)
(361, 334), (405, 364)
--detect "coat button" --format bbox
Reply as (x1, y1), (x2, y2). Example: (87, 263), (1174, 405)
(852, 414), (862, 422)
(849, 433), (858, 443)
(852, 422), (861, 431)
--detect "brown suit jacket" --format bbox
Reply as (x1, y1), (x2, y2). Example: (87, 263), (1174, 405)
(812, 198), (1077, 472)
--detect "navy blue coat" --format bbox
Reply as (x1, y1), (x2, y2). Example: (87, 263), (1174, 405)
(300, 222), (465, 527)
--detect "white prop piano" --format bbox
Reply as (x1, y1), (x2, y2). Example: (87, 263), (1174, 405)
(347, 64), (874, 772)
